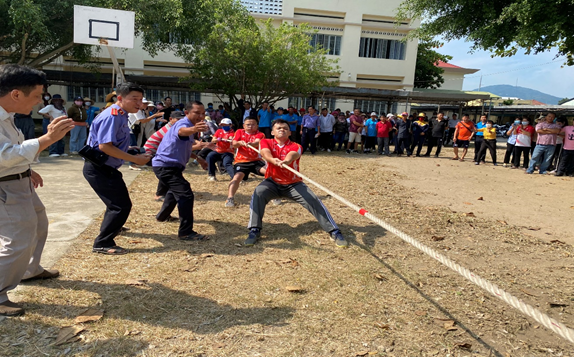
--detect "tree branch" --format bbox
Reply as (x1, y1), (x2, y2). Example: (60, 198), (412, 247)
(17, 33), (29, 65)
(27, 41), (75, 68)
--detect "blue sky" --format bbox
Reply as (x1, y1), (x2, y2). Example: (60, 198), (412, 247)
(437, 39), (574, 99)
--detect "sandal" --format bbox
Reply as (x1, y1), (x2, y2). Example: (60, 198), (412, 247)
(92, 246), (128, 255)
(451, 157), (459, 160)
(178, 232), (209, 241)
(459, 158), (464, 162)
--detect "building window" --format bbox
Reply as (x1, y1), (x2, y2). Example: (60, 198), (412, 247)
(240, 0), (283, 15)
(354, 100), (397, 115)
(309, 34), (342, 55)
(146, 90), (200, 105)
(289, 97), (337, 111)
(358, 38), (406, 60)
(67, 86), (108, 103)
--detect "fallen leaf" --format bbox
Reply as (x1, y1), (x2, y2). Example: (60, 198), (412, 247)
(374, 322), (390, 329)
(520, 289), (539, 297)
(200, 253), (214, 258)
(355, 351), (369, 356)
(431, 236), (445, 241)
(415, 310), (426, 316)
(182, 266), (197, 272)
(124, 330), (141, 336)
(234, 243), (242, 247)
(285, 286), (303, 293)
(291, 260), (299, 267)
(527, 227), (541, 231)
(456, 342), (472, 350)
(125, 279), (147, 286)
(477, 197), (484, 201)
(550, 240), (565, 244)
(74, 308), (104, 324)
(462, 202), (472, 205)
(55, 326), (85, 345)
(462, 212), (475, 217)
(443, 320), (457, 331)
(373, 273), (387, 281)
(498, 220), (508, 225)
(549, 302), (569, 308)
(436, 164), (440, 167)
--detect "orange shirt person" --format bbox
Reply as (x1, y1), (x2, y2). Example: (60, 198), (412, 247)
(452, 114), (476, 161)
(244, 119), (348, 248)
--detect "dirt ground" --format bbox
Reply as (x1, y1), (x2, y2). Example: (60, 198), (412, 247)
(2, 147), (574, 357)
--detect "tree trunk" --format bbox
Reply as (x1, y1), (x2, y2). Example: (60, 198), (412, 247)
(27, 42), (76, 68)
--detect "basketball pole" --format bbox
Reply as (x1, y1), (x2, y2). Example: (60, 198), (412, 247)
(99, 38), (125, 86)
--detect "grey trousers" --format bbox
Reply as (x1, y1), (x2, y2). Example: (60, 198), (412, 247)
(377, 137), (390, 155)
(0, 177), (47, 303)
(248, 179), (338, 233)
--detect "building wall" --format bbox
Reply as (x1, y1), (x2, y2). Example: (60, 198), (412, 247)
(439, 72), (465, 91)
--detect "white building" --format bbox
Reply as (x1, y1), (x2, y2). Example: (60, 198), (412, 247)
(43, 0), (420, 114)
(435, 60), (479, 91)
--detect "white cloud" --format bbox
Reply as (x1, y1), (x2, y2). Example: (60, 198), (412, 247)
(437, 39), (574, 99)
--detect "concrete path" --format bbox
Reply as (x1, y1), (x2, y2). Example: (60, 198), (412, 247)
(29, 156), (140, 268)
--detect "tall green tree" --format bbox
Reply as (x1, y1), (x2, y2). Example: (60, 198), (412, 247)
(0, 0), (242, 67)
(180, 16), (340, 107)
(414, 41), (452, 89)
(397, 0), (574, 65)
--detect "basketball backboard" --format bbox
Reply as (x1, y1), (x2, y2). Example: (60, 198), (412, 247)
(74, 5), (135, 49)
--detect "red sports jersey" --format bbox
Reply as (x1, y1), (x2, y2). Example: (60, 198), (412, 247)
(260, 138), (302, 185)
(213, 128), (235, 154)
(233, 129), (265, 163)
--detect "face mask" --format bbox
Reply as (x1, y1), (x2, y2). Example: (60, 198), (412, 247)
(522, 121), (529, 126)
(75, 101), (83, 106)
(486, 124), (492, 128)
(44, 96), (50, 101)
(85, 102), (91, 106)
(221, 125), (230, 131)
(514, 120), (520, 125)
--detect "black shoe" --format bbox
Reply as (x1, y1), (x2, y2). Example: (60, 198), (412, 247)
(179, 232), (208, 241)
(346, 149), (351, 154)
(555, 172), (564, 176)
(423, 154), (430, 157)
(244, 229), (261, 246)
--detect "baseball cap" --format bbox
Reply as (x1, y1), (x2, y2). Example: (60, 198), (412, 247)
(147, 102), (155, 108)
(299, 108), (305, 112)
(221, 118), (232, 125)
(418, 112), (426, 117)
(74, 96), (84, 101)
(401, 112), (408, 117)
(370, 112), (377, 116)
(277, 107), (284, 111)
(169, 111), (186, 119)
(387, 113), (394, 118)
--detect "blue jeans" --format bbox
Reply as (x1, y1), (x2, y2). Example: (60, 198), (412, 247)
(69, 125), (87, 152)
(42, 118), (50, 135)
(49, 139), (65, 155)
(206, 151), (235, 179)
(333, 132), (345, 150)
(527, 144), (555, 174)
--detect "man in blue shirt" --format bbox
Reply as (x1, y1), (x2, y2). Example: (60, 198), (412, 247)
(272, 107), (288, 125)
(152, 101), (209, 241)
(473, 115), (487, 163)
(258, 101), (273, 138)
(364, 112), (378, 153)
(285, 106), (300, 143)
(300, 106), (320, 154)
(83, 83), (152, 255)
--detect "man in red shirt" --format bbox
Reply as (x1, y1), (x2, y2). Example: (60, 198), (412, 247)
(206, 118), (235, 181)
(346, 108), (364, 153)
(226, 116), (266, 207)
(244, 119), (348, 248)
(376, 115), (393, 156)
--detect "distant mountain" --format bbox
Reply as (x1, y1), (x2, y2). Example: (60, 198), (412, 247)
(472, 84), (562, 105)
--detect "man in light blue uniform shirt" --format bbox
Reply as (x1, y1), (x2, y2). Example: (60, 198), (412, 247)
(473, 114), (487, 163)
(152, 101), (210, 241)
(258, 101), (273, 138)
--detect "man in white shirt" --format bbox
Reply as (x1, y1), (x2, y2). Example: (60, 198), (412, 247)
(446, 113), (460, 146)
(319, 108), (336, 152)
(0, 65), (74, 316)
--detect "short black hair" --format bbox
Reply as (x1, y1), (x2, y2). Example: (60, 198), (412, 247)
(462, 113), (470, 118)
(272, 119), (290, 129)
(116, 82), (144, 97)
(263, 101), (269, 104)
(164, 96), (172, 100)
(185, 100), (204, 111)
(487, 119), (494, 124)
(308, 106), (315, 110)
(0, 65), (47, 97)
(244, 116), (258, 123)
(547, 112), (557, 118)
(244, 101), (251, 105)
(207, 102), (213, 106)
(321, 108), (328, 111)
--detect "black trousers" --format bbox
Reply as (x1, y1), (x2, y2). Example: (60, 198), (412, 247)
(153, 166), (195, 237)
(397, 137), (411, 155)
(474, 136), (486, 162)
(425, 137), (443, 156)
(410, 135), (425, 156)
(83, 161), (132, 248)
(557, 149), (574, 175)
(319, 132), (333, 150)
(513, 146), (530, 168)
(301, 128), (317, 154)
(504, 143), (515, 164)
(446, 128), (456, 145)
(477, 139), (497, 164)
(365, 136), (377, 150)
(261, 127), (272, 139)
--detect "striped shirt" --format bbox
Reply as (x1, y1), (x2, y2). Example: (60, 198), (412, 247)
(144, 123), (172, 155)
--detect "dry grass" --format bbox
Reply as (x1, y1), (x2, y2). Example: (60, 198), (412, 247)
(2, 153), (574, 357)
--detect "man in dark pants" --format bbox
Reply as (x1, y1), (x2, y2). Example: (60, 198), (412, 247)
(83, 83), (152, 255)
(473, 114), (487, 163)
(245, 119), (348, 248)
(152, 101), (209, 241)
(425, 112), (447, 157)
(300, 106), (320, 154)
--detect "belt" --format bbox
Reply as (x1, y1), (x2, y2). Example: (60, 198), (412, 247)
(0, 169), (31, 182)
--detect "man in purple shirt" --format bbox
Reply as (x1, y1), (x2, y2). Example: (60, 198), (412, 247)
(152, 101), (210, 241)
(83, 83), (151, 255)
(299, 106), (320, 154)
(526, 112), (561, 174)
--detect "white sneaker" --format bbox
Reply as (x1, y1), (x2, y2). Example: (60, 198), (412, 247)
(327, 149), (331, 152)
(60, 153), (68, 157)
(71, 151), (79, 155)
(208, 176), (216, 181)
(48, 154), (60, 157)
(129, 165), (142, 171)
(272, 199), (282, 206)
(225, 197), (235, 207)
